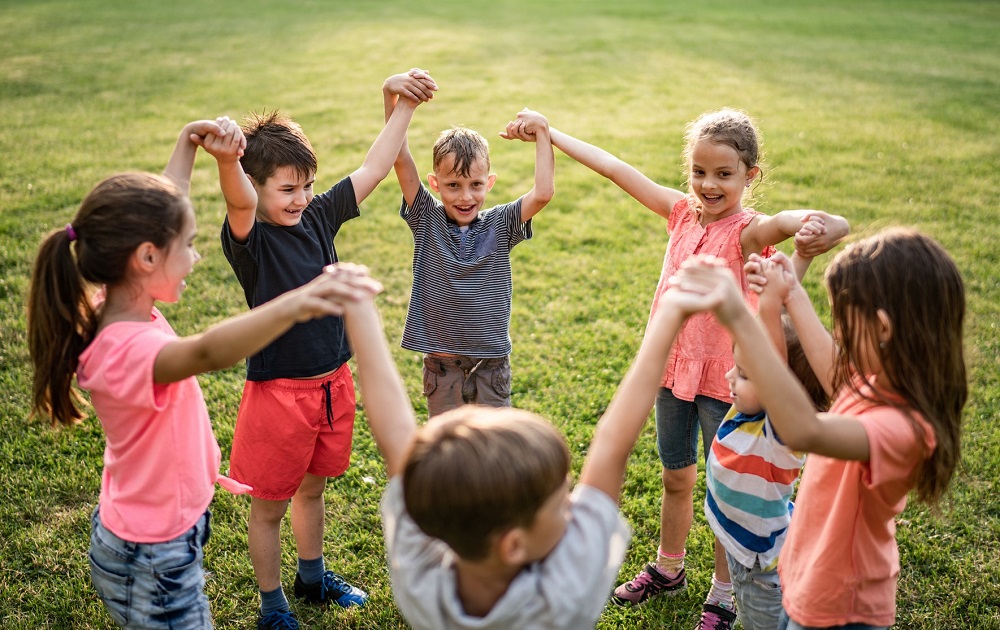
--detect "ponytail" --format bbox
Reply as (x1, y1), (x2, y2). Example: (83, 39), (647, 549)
(28, 227), (97, 426)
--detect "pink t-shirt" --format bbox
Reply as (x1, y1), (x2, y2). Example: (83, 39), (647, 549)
(778, 380), (936, 627)
(649, 198), (774, 402)
(77, 308), (249, 543)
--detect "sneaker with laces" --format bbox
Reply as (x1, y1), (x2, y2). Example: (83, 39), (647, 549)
(257, 609), (300, 630)
(611, 564), (687, 606)
(293, 570), (368, 608)
(695, 601), (738, 630)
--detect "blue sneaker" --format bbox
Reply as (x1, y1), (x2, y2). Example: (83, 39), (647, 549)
(257, 609), (299, 630)
(293, 570), (368, 608)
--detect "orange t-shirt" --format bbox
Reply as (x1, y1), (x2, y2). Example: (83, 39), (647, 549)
(778, 381), (936, 627)
(649, 198), (774, 401)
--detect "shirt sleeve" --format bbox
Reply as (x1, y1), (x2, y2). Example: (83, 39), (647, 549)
(314, 177), (361, 230)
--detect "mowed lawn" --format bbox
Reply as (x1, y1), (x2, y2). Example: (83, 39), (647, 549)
(1, 1), (998, 628)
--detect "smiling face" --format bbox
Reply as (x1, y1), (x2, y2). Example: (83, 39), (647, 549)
(253, 165), (316, 227)
(428, 153), (496, 226)
(150, 203), (200, 303)
(725, 345), (763, 415)
(689, 140), (758, 223)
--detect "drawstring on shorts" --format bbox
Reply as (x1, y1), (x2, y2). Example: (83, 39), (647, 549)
(321, 380), (334, 430)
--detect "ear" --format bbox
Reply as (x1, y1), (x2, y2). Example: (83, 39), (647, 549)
(132, 242), (159, 274)
(486, 173), (497, 191)
(745, 165), (760, 187)
(876, 309), (893, 346)
(494, 527), (529, 566)
(427, 173), (439, 193)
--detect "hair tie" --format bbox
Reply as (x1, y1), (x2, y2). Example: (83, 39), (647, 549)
(65, 224), (77, 242)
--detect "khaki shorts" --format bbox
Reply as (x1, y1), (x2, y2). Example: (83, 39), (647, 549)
(229, 364), (355, 500)
(422, 354), (511, 418)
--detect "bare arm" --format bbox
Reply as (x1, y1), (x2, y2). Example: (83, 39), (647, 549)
(162, 119), (226, 196)
(382, 70), (436, 207)
(679, 258), (869, 460)
(743, 210), (849, 258)
(579, 284), (717, 501)
(152, 268), (371, 384)
(549, 127), (684, 219)
(500, 110), (555, 221)
(202, 116), (258, 242)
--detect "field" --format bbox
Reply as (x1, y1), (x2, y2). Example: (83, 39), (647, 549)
(1, 0), (998, 627)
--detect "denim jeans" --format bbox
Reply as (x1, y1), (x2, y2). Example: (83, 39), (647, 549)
(89, 506), (213, 629)
(727, 552), (783, 630)
(654, 388), (730, 468)
(777, 608), (887, 630)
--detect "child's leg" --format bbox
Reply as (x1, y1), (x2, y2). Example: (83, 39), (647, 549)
(727, 553), (782, 630)
(291, 473), (327, 561)
(473, 355), (512, 408)
(249, 497), (291, 593)
(423, 355), (472, 417)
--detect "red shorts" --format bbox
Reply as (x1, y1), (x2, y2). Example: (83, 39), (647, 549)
(229, 364), (356, 500)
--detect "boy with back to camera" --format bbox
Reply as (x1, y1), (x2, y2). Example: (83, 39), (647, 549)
(383, 73), (554, 416)
(322, 256), (729, 629)
(213, 70), (437, 629)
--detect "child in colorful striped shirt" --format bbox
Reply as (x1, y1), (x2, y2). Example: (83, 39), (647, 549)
(703, 253), (829, 630)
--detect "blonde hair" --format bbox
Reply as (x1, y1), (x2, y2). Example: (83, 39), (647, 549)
(432, 126), (490, 176)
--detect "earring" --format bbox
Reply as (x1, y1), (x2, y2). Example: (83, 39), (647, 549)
(745, 182), (751, 188)
(879, 341), (886, 349)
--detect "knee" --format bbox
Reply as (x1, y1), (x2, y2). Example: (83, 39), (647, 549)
(251, 499), (289, 525)
(661, 466), (696, 495)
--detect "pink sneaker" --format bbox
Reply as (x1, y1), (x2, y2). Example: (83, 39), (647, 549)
(611, 564), (687, 606)
(695, 602), (737, 630)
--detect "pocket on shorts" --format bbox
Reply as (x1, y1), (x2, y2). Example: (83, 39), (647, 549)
(89, 551), (133, 627)
(490, 359), (512, 398)
(422, 368), (438, 397)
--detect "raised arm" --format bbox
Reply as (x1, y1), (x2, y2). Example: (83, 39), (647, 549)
(162, 119), (226, 196)
(549, 127), (684, 219)
(383, 69), (436, 206)
(152, 267), (377, 384)
(743, 210), (849, 258)
(578, 277), (717, 502)
(679, 257), (869, 460)
(352, 70), (436, 206)
(201, 116), (258, 242)
(340, 269), (418, 478)
(499, 109), (554, 222)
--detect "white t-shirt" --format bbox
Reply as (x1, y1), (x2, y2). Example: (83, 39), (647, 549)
(380, 477), (630, 630)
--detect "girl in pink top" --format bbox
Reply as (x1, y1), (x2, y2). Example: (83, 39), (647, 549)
(545, 108), (848, 627)
(27, 119), (366, 629)
(678, 228), (965, 629)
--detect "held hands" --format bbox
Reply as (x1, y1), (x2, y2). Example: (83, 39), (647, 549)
(745, 251), (801, 303)
(287, 263), (383, 324)
(383, 68), (438, 107)
(794, 211), (849, 258)
(665, 255), (749, 325)
(199, 116), (246, 163)
(499, 108), (549, 142)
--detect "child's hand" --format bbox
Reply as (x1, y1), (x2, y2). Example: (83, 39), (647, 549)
(665, 255), (746, 321)
(759, 252), (796, 307)
(745, 252), (768, 295)
(384, 68), (438, 106)
(289, 263), (383, 323)
(200, 116), (246, 162)
(499, 108), (549, 142)
(182, 119), (226, 147)
(794, 211), (848, 258)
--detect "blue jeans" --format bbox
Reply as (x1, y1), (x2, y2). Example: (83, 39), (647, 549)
(727, 553), (783, 630)
(89, 506), (213, 629)
(777, 609), (887, 630)
(654, 388), (730, 468)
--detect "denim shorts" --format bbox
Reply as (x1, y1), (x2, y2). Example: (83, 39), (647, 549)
(777, 609), (887, 630)
(88, 506), (213, 629)
(422, 354), (511, 417)
(727, 552), (783, 630)
(654, 388), (730, 469)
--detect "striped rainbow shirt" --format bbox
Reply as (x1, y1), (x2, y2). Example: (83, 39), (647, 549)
(705, 406), (806, 571)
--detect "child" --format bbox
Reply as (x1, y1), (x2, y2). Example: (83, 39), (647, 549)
(675, 232), (966, 629)
(320, 256), (721, 629)
(213, 70), (438, 629)
(26, 119), (360, 629)
(384, 73), (554, 416)
(543, 108), (848, 628)
(703, 255), (830, 630)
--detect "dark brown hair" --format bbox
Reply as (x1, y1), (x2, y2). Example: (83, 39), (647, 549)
(432, 126), (490, 177)
(27, 173), (190, 427)
(240, 110), (317, 185)
(402, 406), (570, 560)
(826, 228), (966, 504)
(783, 315), (830, 411)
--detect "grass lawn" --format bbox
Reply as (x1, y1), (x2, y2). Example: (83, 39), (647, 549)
(1, 0), (998, 627)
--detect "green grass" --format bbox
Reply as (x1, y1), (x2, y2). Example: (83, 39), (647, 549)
(2, 0), (998, 627)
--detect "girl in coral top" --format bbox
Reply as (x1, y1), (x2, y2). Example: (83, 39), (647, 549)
(677, 228), (966, 629)
(546, 108), (848, 628)
(27, 118), (363, 629)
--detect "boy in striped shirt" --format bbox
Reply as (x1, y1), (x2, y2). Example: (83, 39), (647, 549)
(384, 75), (554, 416)
(702, 251), (829, 630)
